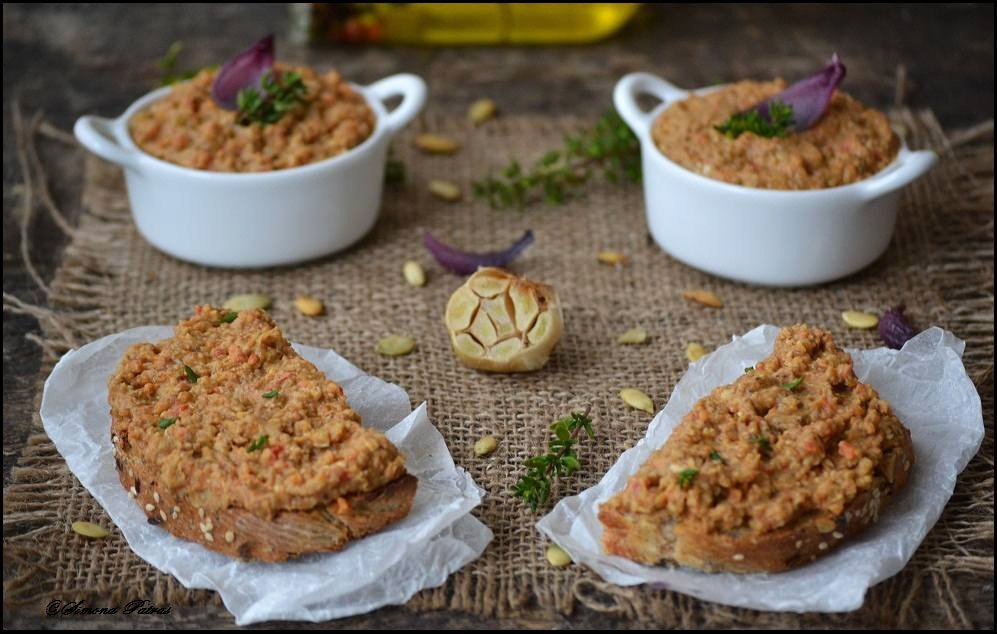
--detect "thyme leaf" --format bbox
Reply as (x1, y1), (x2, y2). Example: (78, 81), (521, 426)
(262, 390), (280, 399)
(220, 311), (239, 324)
(473, 110), (640, 210)
(183, 364), (200, 383)
(236, 70), (309, 126)
(157, 417), (177, 430)
(248, 435), (269, 452)
(715, 99), (795, 139)
(677, 468), (699, 489)
(512, 411), (595, 512)
(751, 434), (773, 457)
(709, 450), (725, 463)
(783, 377), (804, 391)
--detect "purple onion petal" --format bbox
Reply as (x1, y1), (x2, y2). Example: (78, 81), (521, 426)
(755, 53), (846, 132)
(424, 230), (535, 275)
(878, 304), (917, 350)
(211, 34), (275, 110)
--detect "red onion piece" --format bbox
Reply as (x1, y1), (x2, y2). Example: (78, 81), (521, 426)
(878, 304), (917, 350)
(424, 230), (534, 275)
(755, 53), (846, 132)
(211, 35), (275, 110)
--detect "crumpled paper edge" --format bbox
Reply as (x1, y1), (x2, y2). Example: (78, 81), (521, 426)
(40, 326), (493, 625)
(537, 325), (984, 613)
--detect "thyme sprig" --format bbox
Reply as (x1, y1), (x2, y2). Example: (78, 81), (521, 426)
(512, 411), (595, 512)
(715, 100), (795, 139)
(473, 110), (640, 210)
(156, 41), (216, 87)
(236, 70), (309, 126)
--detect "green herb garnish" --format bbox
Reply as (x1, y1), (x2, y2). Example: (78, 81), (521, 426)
(751, 435), (773, 457)
(709, 450), (725, 463)
(236, 70), (309, 126)
(157, 417), (177, 430)
(677, 468), (699, 489)
(220, 311), (238, 324)
(385, 154), (406, 186)
(262, 390), (280, 399)
(783, 377), (804, 391)
(156, 41), (215, 87)
(744, 366), (754, 373)
(512, 412), (595, 512)
(715, 100), (795, 139)
(473, 110), (640, 210)
(183, 364), (200, 383)
(248, 435), (269, 452)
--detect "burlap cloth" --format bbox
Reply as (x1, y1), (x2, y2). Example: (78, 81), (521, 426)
(4, 110), (994, 628)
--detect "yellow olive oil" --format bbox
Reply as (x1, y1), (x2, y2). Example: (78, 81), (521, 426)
(291, 4), (641, 45)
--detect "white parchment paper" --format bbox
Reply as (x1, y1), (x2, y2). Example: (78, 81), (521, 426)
(40, 326), (493, 625)
(537, 325), (983, 612)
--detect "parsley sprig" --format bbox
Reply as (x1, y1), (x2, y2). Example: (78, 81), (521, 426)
(716, 100), (795, 139)
(473, 111), (640, 210)
(236, 70), (309, 126)
(512, 412), (595, 512)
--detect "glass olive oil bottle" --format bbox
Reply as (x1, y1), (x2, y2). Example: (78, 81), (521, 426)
(290, 3), (640, 45)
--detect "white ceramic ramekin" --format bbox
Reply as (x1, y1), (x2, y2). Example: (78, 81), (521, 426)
(74, 73), (426, 268)
(614, 72), (938, 287)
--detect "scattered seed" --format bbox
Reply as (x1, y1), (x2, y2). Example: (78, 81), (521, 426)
(415, 133), (460, 154)
(468, 98), (497, 124)
(160, 510), (167, 522)
(616, 327), (648, 345)
(841, 310), (879, 329)
(429, 179), (462, 202)
(295, 295), (325, 317)
(223, 293), (272, 312)
(620, 388), (654, 414)
(682, 289), (723, 308)
(597, 251), (629, 266)
(685, 342), (708, 362)
(205, 532), (214, 542)
(225, 530), (235, 543)
(473, 435), (499, 457)
(546, 544), (572, 567)
(145, 504), (155, 512)
(376, 335), (416, 356)
(153, 491), (160, 503)
(403, 260), (426, 287)
(71, 521), (109, 539)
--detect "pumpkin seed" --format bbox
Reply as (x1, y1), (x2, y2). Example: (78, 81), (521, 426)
(616, 327), (648, 345)
(429, 179), (462, 202)
(403, 260), (426, 287)
(415, 133), (460, 154)
(468, 98), (497, 124)
(546, 544), (572, 567)
(597, 250), (629, 266)
(376, 335), (416, 356)
(294, 295), (324, 317)
(682, 289), (723, 308)
(841, 310), (879, 329)
(620, 388), (654, 414)
(473, 435), (499, 457)
(685, 342), (708, 362)
(223, 293), (272, 312)
(72, 521), (109, 539)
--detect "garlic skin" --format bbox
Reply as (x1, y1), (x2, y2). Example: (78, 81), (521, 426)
(445, 267), (563, 373)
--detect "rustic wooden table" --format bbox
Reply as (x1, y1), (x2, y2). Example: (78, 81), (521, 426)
(3, 3), (993, 628)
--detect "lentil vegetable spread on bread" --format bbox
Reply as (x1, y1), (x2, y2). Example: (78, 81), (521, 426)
(599, 325), (914, 573)
(108, 306), (415, 562)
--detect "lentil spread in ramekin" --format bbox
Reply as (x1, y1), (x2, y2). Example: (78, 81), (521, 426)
(652, 80), (900, 190)
(129, 65), (375, 172)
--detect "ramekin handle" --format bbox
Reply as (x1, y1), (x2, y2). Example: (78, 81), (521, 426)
(367, 73), (427, 136)
(74, 115), (141, 170)
(613, 72), (689, 139)
(856, 149), (937, 201)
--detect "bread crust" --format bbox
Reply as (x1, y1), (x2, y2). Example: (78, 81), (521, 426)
(109, 306), (417, 562)
(599, 325), (915, 573)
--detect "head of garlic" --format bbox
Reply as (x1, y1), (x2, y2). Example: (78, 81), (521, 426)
(445, 267), (563, 373)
